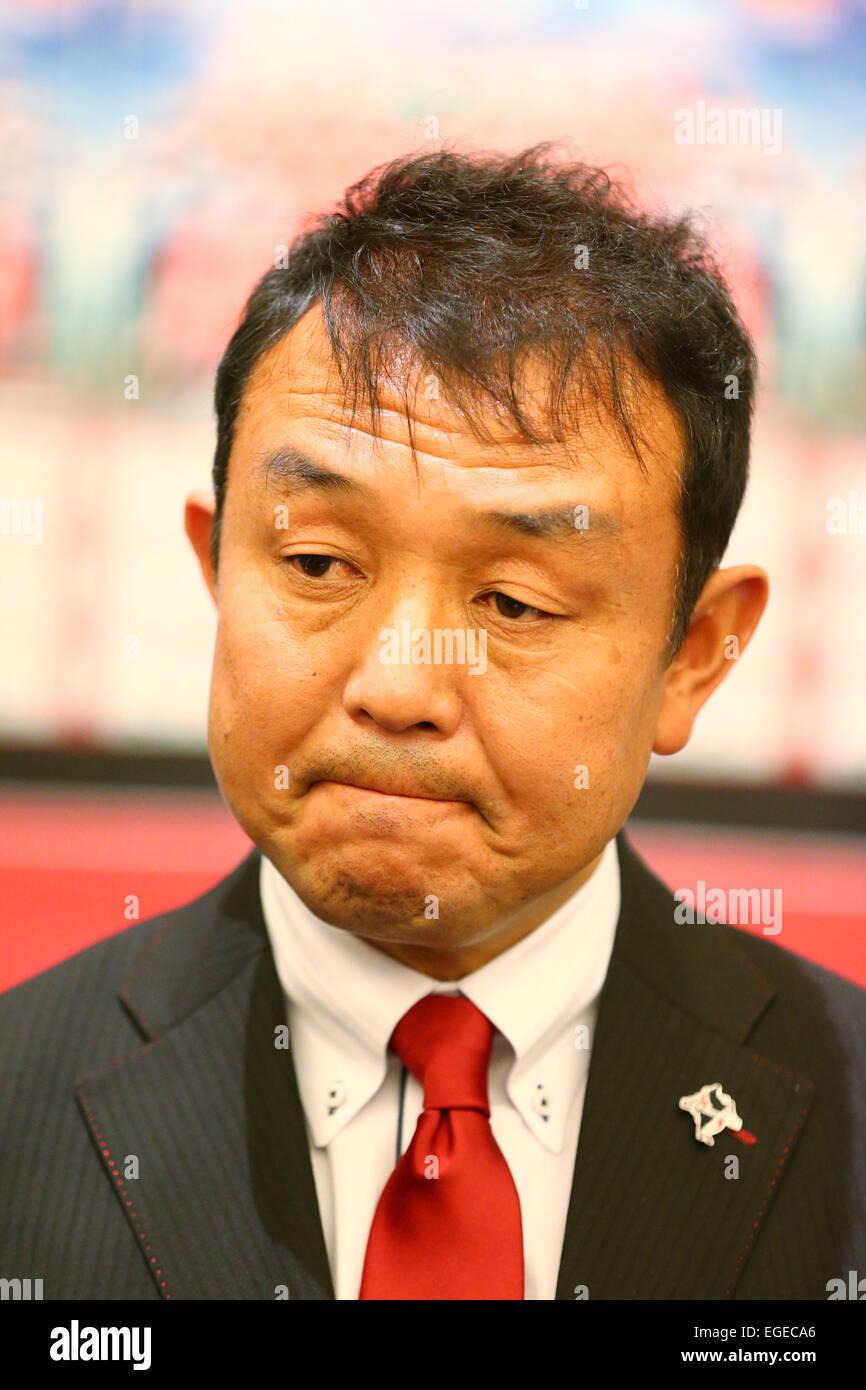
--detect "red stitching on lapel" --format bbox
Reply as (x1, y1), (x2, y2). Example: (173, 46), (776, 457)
(723, 1081), (813, 1298)
(75, 1044), (154, 1084)
(747, 1051), (814, 1084)
(78, 1072), (172, 1300)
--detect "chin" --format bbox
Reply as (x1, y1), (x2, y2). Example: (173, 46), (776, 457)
(307, 857), (441, 921)
(282, 849), (482, 937)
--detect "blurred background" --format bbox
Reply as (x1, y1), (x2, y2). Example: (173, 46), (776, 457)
(0, 0), (863, 991)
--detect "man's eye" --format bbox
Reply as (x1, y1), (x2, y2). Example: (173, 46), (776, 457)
(481, 591), (553, 621)
(286, 554), (345, 578)
(283, 564), (551, 619)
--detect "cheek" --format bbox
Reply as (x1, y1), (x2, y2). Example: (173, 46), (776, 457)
(476, 649), (659, 818)
(208, 593), (336, 753)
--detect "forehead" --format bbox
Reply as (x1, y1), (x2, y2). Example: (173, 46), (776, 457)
(230, 303), (685, 510)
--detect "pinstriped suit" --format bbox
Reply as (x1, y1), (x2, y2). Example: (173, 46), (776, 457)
(1, 830), (864, 1299)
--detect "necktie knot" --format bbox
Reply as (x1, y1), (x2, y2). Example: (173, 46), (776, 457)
(390, 993), (493, 1115)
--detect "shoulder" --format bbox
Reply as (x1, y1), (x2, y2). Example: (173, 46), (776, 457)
(733, 925), (866, 1020)
(0, 850), (262, 1081)
(728, 927), (866, 1086)
(618, 828), (866, 1085)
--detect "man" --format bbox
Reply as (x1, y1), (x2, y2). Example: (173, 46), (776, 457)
(1, 145), (864, 1300)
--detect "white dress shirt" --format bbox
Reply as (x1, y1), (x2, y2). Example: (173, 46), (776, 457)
(259, 836), (620, 1300)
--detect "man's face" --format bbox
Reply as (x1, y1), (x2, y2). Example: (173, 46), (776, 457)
(189, 306), (687, 963)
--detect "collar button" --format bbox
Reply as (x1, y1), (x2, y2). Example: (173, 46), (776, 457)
(532, 1085), (552, 1120)
(325, 1081), (347, 1114)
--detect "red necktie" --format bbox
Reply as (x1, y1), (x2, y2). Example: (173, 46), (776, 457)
(359, 993), (524, 1300)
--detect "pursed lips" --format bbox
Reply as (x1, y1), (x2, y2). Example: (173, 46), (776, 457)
(319, 778), (465, 802)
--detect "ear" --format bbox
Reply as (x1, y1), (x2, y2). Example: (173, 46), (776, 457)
(184, 489), (218, 606)
(653, 565), (769, 756)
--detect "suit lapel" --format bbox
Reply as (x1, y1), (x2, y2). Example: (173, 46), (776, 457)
(555, 831), (816, 1299)
(75, 850), (335, 1300)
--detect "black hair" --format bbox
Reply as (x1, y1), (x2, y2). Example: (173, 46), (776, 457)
(211, 141), (757, 654)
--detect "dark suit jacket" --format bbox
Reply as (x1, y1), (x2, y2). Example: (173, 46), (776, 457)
(1, 829), (864, 1300)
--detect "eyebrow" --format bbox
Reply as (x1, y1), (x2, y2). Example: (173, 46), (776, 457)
(255, 444), (622, 543)
(471, 504), (622, 541)
(257, 445), (372, 499)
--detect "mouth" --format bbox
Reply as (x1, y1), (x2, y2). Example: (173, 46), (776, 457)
(316, 778), (468, 805)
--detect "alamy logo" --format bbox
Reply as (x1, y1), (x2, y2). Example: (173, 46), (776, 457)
(674, 881), (782, 935)
(826, 1271), (866, 1300)
(0, 1277), (43, 1299)
(674, 101), (783, 155)
(50, 1321), (152, 1371)
(0, 497), (43, 545)
(379, 622), (487, 674)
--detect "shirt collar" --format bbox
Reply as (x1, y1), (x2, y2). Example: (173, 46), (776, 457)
(260, 838), (620, 1155)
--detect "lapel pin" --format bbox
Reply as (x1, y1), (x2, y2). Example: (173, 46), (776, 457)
(679, 1082), (757, 1147)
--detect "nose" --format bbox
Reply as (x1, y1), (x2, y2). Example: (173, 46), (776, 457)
(342, 603), (469, 736)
